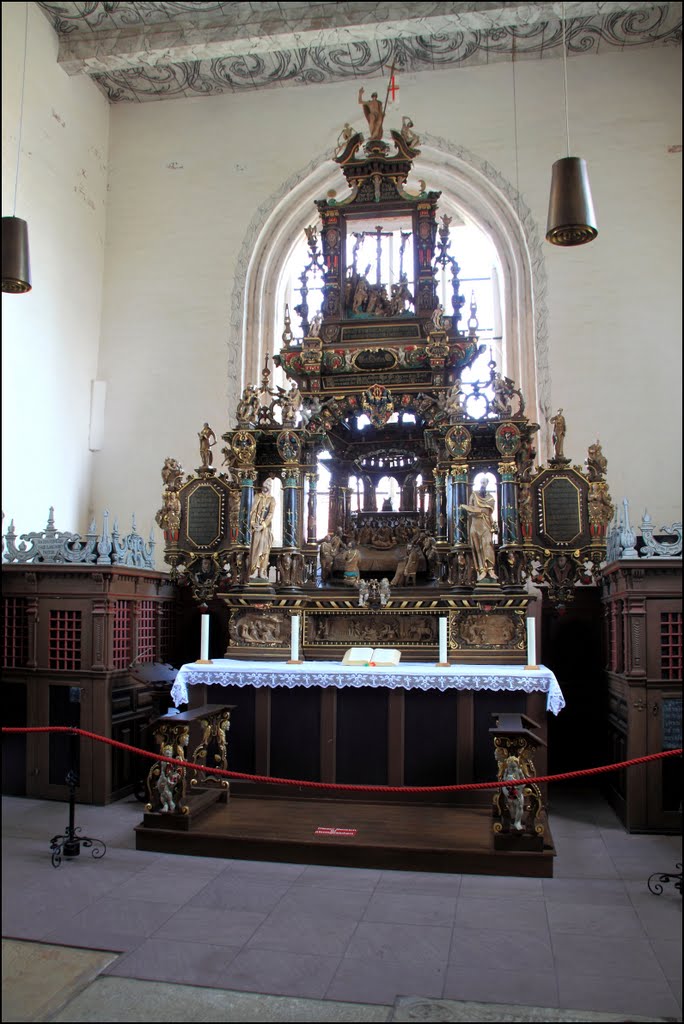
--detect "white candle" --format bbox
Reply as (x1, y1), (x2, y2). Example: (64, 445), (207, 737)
(291, 614), (300, 662)
(439, 617), (448, 664)
(526, 617), (536, 666)
(200, 614), (210, 661)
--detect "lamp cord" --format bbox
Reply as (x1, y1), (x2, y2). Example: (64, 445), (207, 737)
(13, 2), (29, 217)
(561, 1), (571, 157)
(511, 32), (520, 219)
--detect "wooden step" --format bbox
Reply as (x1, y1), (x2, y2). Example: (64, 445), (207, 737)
(135, 795), (556, 876)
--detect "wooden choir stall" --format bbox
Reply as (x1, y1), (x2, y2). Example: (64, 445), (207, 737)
(141, 101), (614, 876)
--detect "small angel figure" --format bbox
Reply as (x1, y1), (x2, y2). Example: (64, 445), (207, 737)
(357, 579), (369, 607)
(335, 122), (355, 157)
(431, 304), (445, 330)
(400, 115), (420, 148)
(379, 578), (391, 606)
(304, 224), (318, 250)
(585, 439), (607, 481)
(445, 379), (465, 421)
(308, 312), (323, 337)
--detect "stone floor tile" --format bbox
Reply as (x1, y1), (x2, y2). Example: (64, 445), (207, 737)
(159, 904), (266, 946)
(448, 924), (554, 971)
(556, 969), (682, 1019)
(546, 900), (645, 937)
(219, 947), (341, 999)
(454, 896), (550, 933)
(362, 890), (457, 928)
(327, 956), (444, 1006)
(245, 905), (360, 957)
(541, 878), (630, 904)
(457, 873), (544, 898)
(292, 864), (383, 890)
(375, 870), (462, 896)
(189, 876), (291, 913)
(345, 921), (453, 964)
(105, 936), (240, 988)
(550, 931), (665, 978)
(442, 964), (559, 1008)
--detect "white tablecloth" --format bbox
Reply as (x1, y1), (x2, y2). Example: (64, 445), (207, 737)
(171, 659), (565, 715)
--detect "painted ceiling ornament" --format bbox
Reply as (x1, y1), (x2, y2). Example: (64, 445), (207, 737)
(445, 424), (472, 459)
(495, 421), (522, 457)
(361, 384), (394, 427)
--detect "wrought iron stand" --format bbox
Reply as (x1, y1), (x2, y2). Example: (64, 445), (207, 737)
(49, 731), (106, 868)
(647, 864), (682, 897)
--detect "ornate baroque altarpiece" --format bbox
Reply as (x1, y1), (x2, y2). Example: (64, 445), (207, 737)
(155, 104), (613, 663)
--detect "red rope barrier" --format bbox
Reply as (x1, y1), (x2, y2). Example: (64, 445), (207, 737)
(2, 726), (681, 795)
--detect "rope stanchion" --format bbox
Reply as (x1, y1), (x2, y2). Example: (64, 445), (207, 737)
(2, 726), (681, 795)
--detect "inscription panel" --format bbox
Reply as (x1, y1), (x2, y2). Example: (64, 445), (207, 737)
(186, 484), (223, 548)
(538, 476), (583, 546)
(341, 324), (421, 343)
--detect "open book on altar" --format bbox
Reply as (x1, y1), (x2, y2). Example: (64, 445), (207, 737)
(342, 648), (402, 667)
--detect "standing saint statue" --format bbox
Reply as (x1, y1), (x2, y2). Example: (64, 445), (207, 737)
(550, 408), (567, 460)
(460, 478), (498, 583)
(198, 423), (216, 468)
(358, 88), (384, 140)
(249, 480), (276, 578)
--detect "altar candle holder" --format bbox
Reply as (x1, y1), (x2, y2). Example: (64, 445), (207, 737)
(195, 612), (213, 665)
(288, 613), (303, 664)
(524, 616), (539, 670)
(436, 616), (449, 667)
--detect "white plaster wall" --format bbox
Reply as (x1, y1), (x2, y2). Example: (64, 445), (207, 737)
(1, 3), (109, 536)
(85, 45), (681, 555)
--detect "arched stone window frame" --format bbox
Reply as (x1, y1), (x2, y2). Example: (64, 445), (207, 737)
(229, 137), (551, 456)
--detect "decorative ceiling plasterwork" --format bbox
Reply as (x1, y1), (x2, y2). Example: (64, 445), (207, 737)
(37, 2), (682, 103)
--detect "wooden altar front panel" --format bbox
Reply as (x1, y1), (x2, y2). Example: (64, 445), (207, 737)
(185, 680), (549, 806)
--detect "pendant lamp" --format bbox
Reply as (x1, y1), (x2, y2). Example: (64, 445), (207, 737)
(546, 5), (597, 246)
(2, 3), (32, 293)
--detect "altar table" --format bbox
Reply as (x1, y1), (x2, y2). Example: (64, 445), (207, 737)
(170, 659), (562, 795)
(172, 659), (564, 715)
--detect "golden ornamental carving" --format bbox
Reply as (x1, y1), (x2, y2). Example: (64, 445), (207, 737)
(588, 481), (614, 526)
(445, 424), (472, 458)
(232, 430), (257, 464)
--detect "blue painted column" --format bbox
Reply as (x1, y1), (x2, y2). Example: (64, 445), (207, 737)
(434, 470), (447, 542)
(452, 463), (469, 545)
(237, 472), (255, 546)
(499, 461), (521, 545)
(282, 469), (299, 548)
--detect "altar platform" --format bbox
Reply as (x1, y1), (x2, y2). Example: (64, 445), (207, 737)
(135, 794), (557, 877)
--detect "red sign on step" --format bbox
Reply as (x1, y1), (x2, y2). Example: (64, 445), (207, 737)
(314, 827), (358, 837)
